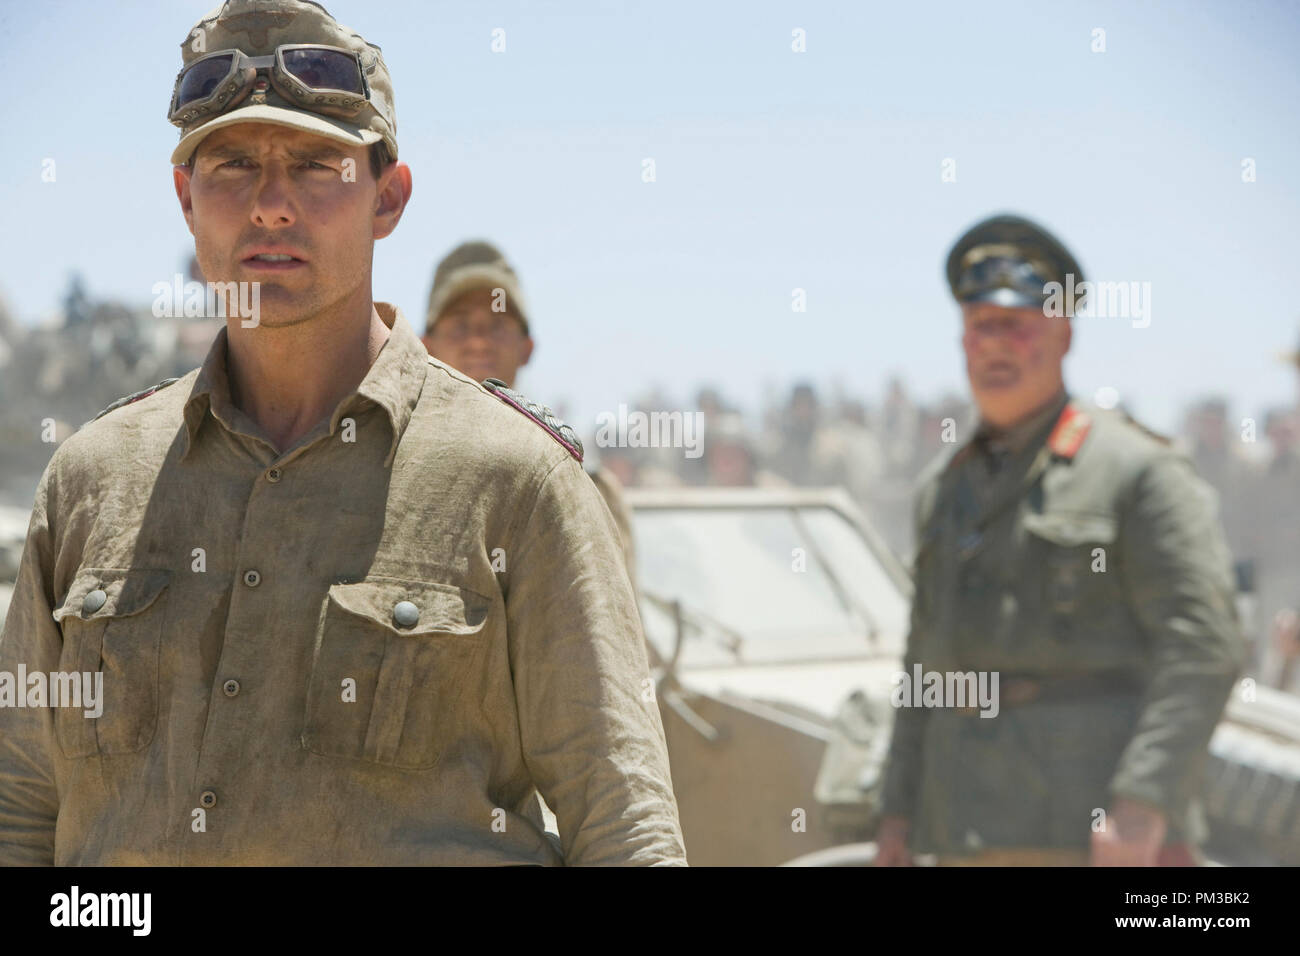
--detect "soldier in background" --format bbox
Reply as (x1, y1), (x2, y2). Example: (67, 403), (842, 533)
(875, 213), (1244, 867)
(422, 240), (638, 586)
(766, 383), (823, 486)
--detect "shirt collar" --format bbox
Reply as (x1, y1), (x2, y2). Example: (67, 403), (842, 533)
(181, 302), (428, 467)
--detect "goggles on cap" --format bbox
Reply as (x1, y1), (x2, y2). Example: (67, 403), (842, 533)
(169, 44), (370, 129)
(955, 247), (1056, 305)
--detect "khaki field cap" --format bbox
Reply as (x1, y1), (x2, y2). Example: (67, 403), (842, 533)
(426, 241), (532, 335)
(169, 0), (398, 165)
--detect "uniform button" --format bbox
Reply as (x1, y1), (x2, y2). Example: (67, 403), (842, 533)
(199, 790), (217, 809)
(1000, 592), (1018, 617)
(222, 679), (241, 698)
(82, 588), (107, 615)
(266, 468), (282, 483)
(392, 600), (420, 628)
(243, 569), (261, 587)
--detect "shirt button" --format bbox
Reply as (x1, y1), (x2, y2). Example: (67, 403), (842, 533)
(243, 569), (261, 587)
(82, 588), (107, 615)
(266, 468), (282, 482)
(392, 600), (420, 628)
(222, 679), (241, 698)
(199, 790), (217, 809)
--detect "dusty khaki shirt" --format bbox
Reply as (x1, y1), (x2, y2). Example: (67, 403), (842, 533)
(0, 303), (687, 866)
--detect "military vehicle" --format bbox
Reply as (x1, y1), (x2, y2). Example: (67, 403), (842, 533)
(627, 486), (1300, 867)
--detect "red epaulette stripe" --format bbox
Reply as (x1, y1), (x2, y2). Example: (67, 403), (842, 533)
(1047, 402), (1092, 459)
(488, 388), (584, 463)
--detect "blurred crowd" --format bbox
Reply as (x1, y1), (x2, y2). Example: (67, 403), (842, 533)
(591, 378), (970, 557)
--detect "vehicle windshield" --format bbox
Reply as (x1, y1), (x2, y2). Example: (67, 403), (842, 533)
(633, 505), (909, 666)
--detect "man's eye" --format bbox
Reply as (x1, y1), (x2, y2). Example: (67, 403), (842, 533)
(304, 161), (331, 170)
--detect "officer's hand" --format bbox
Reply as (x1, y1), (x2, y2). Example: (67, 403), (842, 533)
(1090, 798), (1167, 866)
(873, 815), (914, 866)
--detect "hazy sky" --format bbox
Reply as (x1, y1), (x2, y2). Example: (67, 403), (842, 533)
(2, 0), (1298, 437)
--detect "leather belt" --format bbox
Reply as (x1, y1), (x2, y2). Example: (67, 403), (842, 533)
(954, 670), (1142, 715)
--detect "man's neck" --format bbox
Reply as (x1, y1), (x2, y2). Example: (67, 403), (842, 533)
(978, 387), (1069, 452)
(225, 297), (392, 454)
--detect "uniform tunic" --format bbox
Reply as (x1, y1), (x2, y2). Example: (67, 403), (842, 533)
(880, 390), (1245, 857)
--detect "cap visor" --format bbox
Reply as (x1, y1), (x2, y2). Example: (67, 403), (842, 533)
(429, 268), (529, 331)
(962, 287), (1045, 309)
(171, 103), (381, 165)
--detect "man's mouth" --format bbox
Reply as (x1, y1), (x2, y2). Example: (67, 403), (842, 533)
(242, 250), (308, 270)
(977, 361), (1019, 383)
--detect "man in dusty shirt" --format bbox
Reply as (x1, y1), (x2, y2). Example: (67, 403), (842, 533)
(0, 0), (687, 866)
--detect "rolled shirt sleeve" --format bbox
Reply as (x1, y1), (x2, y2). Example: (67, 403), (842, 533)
(504, 454), (687, 865)
(0, 469), (61, 866)
(1109, 452), (1247, 818)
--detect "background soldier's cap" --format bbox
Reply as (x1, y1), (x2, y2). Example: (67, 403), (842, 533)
(170, 0), (398, 166)
(945, 213), (1084, 309)
(425, 240), (531, 336)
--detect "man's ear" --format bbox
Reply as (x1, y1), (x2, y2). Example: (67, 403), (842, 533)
(373, 161), (413, 241)
(173, 164), (196, 236)
(519, 336), (535, 368)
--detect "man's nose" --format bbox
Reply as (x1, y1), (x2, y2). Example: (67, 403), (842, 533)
(250, 167), (296, 228)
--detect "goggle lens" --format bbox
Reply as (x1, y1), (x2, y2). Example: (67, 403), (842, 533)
(175, 54), (237, 109)
(280, 47), (365, 94)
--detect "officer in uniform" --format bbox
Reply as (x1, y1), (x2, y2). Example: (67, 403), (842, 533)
(874, 214), (1244, 866)
(0, 0), (685, 866)
(421, 240), (639, 587)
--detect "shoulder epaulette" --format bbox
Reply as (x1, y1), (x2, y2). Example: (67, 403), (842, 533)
(482, 378), (584, 462)
(87, 378), (181, 425)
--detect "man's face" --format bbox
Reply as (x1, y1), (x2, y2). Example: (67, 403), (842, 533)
(961, 301), (1071, 426)
(173, 122), (407, 328)
(422, 287), (534, 385)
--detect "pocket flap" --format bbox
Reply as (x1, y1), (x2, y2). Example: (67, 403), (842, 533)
(327, 577), (490, 636)
(52, 568), (172, 624)
(1022, 512), (1118, 547)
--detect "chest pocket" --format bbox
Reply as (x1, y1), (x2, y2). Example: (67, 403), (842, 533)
(302, 576), (491, 771)
(51, 568), (171, 758)
(1021, 511), (1120, 626)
